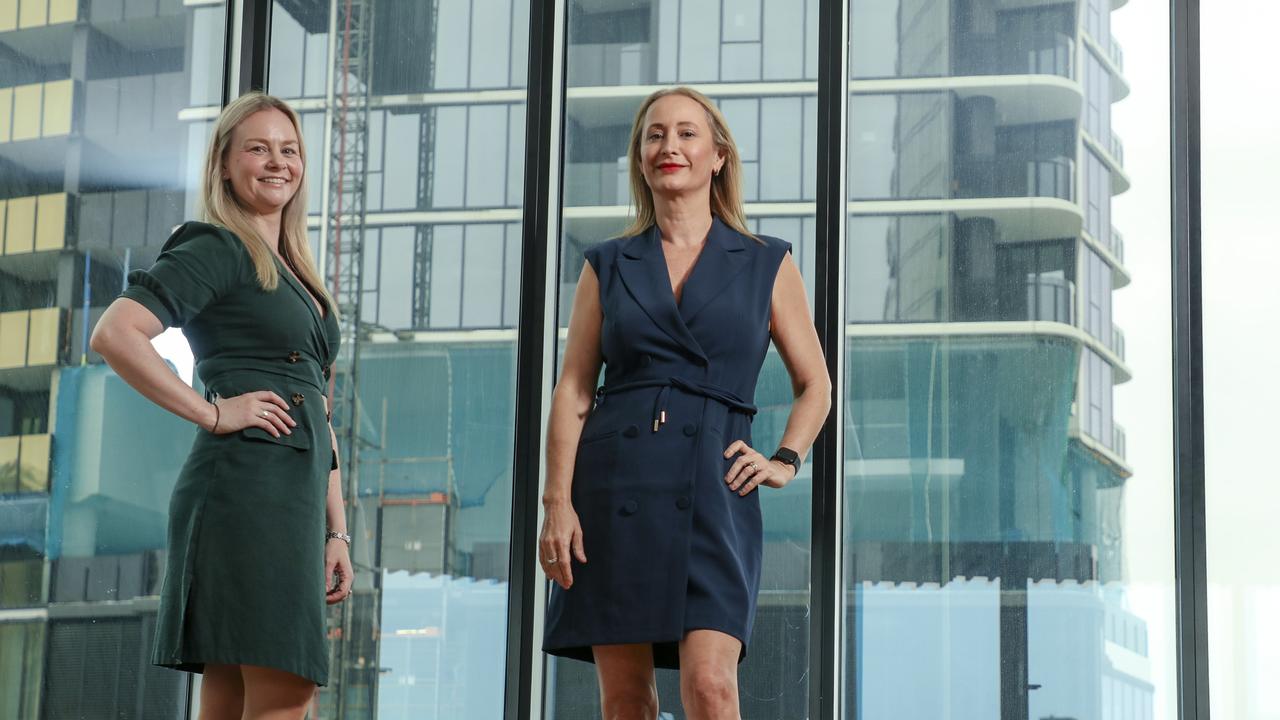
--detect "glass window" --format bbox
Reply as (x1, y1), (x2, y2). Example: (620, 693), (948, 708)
(844, 4), (1175, 720)
(0, 0), (224, 714)
(266, 0), (531, 714)
(551, 1), (817, 717)
(1203, 5), (1280, 720)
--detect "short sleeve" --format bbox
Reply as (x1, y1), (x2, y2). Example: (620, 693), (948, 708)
(119, 223), (246, 328)
(582, 243), (604, 276)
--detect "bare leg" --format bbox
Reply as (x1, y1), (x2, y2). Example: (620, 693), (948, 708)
(593, 643), (660, 720)
(198, 664), (245, 720)
(240, 664), (316, 720)
(678, 630), (741, 720)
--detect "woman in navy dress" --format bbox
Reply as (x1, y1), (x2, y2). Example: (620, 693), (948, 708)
(541, 86), (832, 719)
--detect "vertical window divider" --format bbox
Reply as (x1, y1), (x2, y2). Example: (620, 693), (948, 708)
(811, 1), (849, 719)
(222, 0), (272, 104)
(1170, 0), (1209, 718)
(507, 0), (567, 719)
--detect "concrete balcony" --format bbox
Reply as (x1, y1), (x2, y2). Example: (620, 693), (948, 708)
(1111, 326), (1126, 363)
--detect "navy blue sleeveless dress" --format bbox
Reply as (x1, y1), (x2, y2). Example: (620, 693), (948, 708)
(543, 217), (792, 669)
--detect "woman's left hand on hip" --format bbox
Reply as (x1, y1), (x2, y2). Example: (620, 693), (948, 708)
(724, 440), (795, 495)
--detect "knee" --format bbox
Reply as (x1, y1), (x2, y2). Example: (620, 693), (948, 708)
(601, 683), (659, 720)
(684, 665), (737, 714)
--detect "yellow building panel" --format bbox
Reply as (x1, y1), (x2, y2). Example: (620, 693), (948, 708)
(26, 307), (59, 366)
(0, 87), (13, 142)
(48, 0), (73, 24)
(0, 0), (18, 33)
(0, 436), (18, 494)
(18, 434), (50, 493)
(11, 83), (40, 141)
(0, 311), (29, 369)
(4, 195), (33, 254)
(41, 79), (71, 137)
(34, 193), (65, 251)
(17, 0), (45, 28)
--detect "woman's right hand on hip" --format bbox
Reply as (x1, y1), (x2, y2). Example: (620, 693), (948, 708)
(212, 391), (296, 437)
(539, 501), (587, 589)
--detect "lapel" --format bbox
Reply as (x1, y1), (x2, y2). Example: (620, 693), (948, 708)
(274, 255), (326, 334)
(617, 224), (708, 362)
(678, 217), (750, 324)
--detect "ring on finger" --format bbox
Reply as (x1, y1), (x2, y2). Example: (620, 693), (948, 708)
(748, 461), (758, 473)
(261, 409), (271, 418)
(547, 557), (559, 564)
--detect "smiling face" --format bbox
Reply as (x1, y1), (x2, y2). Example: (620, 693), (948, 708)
(220, 108), (303, 218)
(639, 94), (725, 200)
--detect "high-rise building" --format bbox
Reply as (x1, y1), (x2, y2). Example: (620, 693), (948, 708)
(0, 0), (1154, 718)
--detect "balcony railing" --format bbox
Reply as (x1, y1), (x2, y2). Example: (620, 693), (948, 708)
(1111, 326), (1126, 362)
(955, 157), (1075, 202)
(0, 308), (62, 369)
(958, 31), (1075, 79)
(1024, 274), (1075, 324)
(1109, 36), (1125, 72)
(567, 43), (653, 87)
(0, 194), (67, 256)
(1107, 226), (1125, 264)
(1108, 134), (1125, 165)
(1113, 424), (1127, 460)
(0, 433), (51, 495)
(564, 159), (629, 207)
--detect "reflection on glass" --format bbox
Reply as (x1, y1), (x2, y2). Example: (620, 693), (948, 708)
(0, 0), (225, 715)
(844, 1), (1171, 719)
(551, 1), (816, 717)
(267, 0), (528, 715)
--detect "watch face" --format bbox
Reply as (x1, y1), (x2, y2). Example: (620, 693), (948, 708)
(773, 447), (799, 465)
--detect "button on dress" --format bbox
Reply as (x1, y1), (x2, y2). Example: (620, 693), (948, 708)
(120, 222), (340, 686)
(543, 217), (792, 669)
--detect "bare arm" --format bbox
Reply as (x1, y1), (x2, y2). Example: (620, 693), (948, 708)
(539, 261), (604, 588)
(90, 298), (294, 436)
(324, 404), (353, 604)
(725, 252), (832, 493)
(768, 253), (833, 467)
(91, 298), (221, 430)
(543, 262), (605, 506)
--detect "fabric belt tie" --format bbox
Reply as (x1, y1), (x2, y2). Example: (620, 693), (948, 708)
(595, 377), (758, 433)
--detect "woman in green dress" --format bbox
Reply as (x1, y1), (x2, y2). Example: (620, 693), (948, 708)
(90, 92), (351, 718)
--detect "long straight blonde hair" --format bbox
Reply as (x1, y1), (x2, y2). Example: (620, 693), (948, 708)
(201, 92), (336, 315)
(621, 86), (756, 241)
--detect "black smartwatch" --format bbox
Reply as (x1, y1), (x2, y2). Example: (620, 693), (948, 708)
(770, 446), (801, 477)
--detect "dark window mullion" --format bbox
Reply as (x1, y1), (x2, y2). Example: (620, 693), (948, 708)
(1170, 0), (1209, 718)
(810, 0), (849, 719)
(506, 0), (566, 718)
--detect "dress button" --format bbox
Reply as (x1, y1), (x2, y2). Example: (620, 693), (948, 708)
(682, 423), (697, 437)
(291, 392), (305, 406)
(621, 499), (639, 516)
(287, 351), (301, 364)
(622, 424), (640, 438)
(676, 496), (691, 510)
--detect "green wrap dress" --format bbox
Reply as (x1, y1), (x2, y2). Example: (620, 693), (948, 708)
(120, 221), (340, 686)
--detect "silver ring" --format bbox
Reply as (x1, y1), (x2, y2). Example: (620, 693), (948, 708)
(748, 461), (757, 472)
(261, 410), (271, 418)
(547, 557), (558, 565)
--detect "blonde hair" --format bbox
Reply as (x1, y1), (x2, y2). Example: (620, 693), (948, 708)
(201, 92), (335, 314)
(622, 86), (756, 241)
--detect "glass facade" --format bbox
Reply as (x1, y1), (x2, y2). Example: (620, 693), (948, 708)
(0, 0), (1204, 718)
